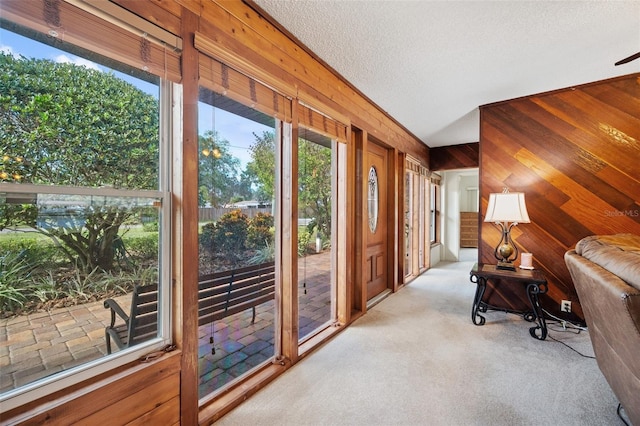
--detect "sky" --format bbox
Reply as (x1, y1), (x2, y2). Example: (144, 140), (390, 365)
(0, 28), (272, 170)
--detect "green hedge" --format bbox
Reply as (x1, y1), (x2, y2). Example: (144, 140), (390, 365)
(0, 232), (160, 314)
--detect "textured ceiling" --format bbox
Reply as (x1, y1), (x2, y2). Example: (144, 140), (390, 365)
(251, 0), (640, 148)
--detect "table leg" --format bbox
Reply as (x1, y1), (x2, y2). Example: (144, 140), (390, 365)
(470, 274), (486, 326)
(526, 282), (548, 340)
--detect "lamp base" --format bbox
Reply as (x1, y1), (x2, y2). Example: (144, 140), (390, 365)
(496, 261), (517, 271)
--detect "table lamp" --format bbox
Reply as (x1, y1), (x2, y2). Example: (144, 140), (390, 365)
(484, 189), (530, 271)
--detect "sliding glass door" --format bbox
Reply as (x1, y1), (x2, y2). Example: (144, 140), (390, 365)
(297, 127), (336, 341)
(197, 88), (277, 397)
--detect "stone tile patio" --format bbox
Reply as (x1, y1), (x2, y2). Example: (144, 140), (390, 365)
(0, 251), (332, 398)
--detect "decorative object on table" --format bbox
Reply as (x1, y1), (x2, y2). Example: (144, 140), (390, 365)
(484, 188), (530, 271)
(520, 252), (534, 269)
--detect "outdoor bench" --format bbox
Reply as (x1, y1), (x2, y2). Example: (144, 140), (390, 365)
(197, 261), (276, 326)
(104, 261), (276, 353)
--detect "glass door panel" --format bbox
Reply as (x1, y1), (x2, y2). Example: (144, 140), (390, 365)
(297, 128), (335, 341)
(197, 88), (277, 397)
(404, 171), (413, 276)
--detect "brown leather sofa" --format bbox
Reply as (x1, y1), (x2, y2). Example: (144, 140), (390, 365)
(565, 233), (640, 425)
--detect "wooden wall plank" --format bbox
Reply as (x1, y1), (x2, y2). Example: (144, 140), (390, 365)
(429, 142), (479, 171)
(126, 395), (181, 426)
(79, 373), (180, 425)
(174, 0), (202, 16)
(2, 353), (181, 425)
(280, 118), (299, 362)
(480, 73), (640, 320)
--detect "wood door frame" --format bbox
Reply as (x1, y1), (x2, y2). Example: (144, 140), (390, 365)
(389, 146), (400, 293)
(353, 127), (366, 315)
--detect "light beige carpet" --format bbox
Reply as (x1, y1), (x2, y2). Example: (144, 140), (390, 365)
(217, 256), (620, 425)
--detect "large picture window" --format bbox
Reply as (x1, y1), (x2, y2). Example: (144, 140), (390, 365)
(0, 26), (171, 409)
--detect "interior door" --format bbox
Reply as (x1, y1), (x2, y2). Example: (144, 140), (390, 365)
(366, 142), (389, 300)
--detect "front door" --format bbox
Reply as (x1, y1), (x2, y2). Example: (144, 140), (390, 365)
(366, 142), (388, 301)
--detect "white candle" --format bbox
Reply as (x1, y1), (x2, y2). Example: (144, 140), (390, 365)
(521, 253), (533, 268)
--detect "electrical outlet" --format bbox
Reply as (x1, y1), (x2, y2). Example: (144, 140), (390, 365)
(561, 300), (572, 313)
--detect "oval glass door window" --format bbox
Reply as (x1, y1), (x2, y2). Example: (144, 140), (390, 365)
(368, 166), (379, 233)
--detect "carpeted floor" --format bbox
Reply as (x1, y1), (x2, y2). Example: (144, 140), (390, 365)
(217, 255), (622, 425)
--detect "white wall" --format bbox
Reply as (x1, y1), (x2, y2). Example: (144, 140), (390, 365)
(440, 169), (478, 262)
(430, 243), (441, 266)
(459, 175), (478, 213)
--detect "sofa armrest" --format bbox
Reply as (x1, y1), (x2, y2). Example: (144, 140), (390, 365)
(566, 245), (640, 425)
(565, 250), (640, 375)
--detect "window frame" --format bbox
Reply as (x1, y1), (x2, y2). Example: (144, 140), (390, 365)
(430, 179), (441, 246)
(296, 126), (341, 345)
(0, 78), (174, 413)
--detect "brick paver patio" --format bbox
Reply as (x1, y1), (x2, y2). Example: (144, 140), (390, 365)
(0, 251), (332, 397)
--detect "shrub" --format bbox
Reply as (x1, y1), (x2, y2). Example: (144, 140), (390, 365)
(59, 267), (102, 302)
(0, 238), (61, 267)
(32, 272), (61, 302)
(0, 252), (35, 312)
(142, 221), (159, 232)
(199, 222), (216, 254)
(298, 228), (312, 257)
(247, 212), (274, 248)
(0, 231), (161, 316)
(97, 265), (158, 294)
(213, 210), (248, 255)
(249, 241), (275, 264)
(124, 233), (159, 261)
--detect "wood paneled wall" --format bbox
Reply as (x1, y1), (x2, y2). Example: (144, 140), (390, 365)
(479, 74), (640, 320)
(2, 0), (429, 424)
(429, 142), (479, 171)
(1, 352), (181, 425)
(183, 0), (429, 162)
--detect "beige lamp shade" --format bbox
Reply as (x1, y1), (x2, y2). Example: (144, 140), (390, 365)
(484, 192), (530, 224)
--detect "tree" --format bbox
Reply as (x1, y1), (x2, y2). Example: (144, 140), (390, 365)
(298, 138), (332, 239)
(236, 168), (256, 201)
(246, 131), (333, 239)
(0, 52), (159, 271)
(198, 130), (242, 207)
(246, 131), (276, 201)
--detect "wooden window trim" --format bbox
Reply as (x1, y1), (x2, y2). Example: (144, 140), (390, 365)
(298, 104), (348, 142)
(198, 53), (292, 123)
(195, 31), (296, 100)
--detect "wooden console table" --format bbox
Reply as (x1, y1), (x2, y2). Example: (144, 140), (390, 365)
(469, 263), (548, 340)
